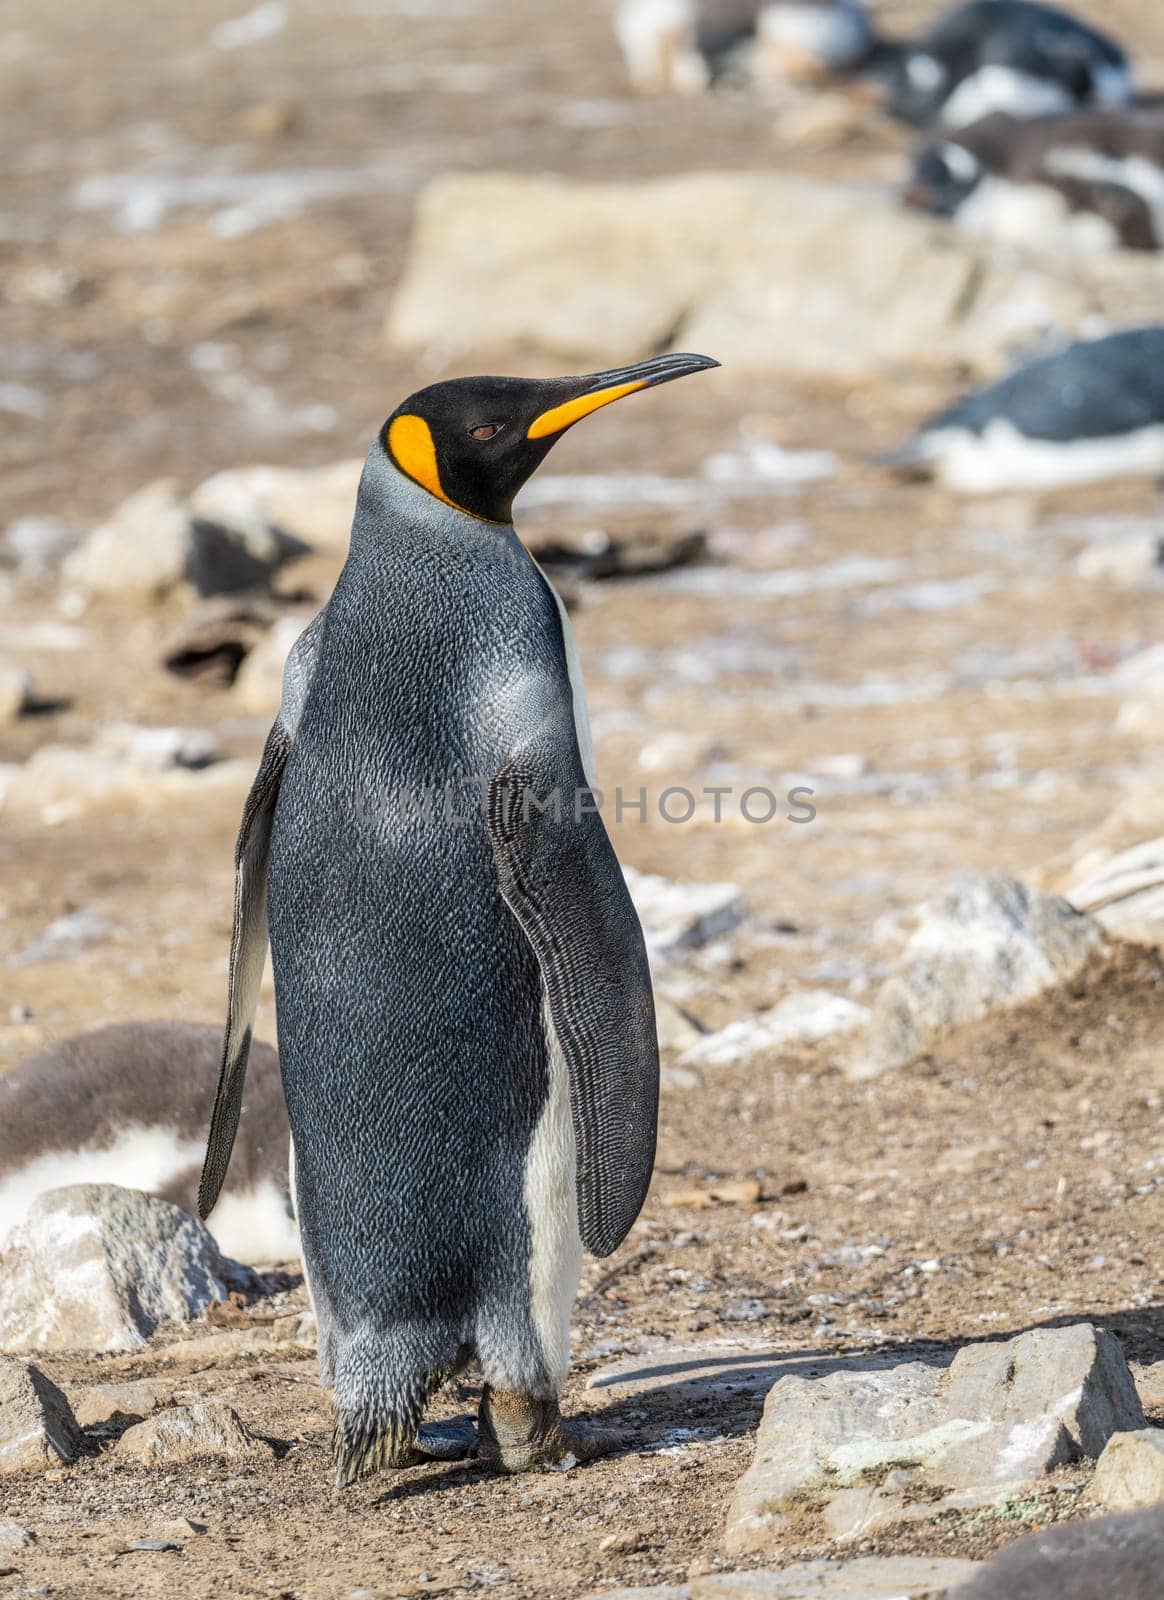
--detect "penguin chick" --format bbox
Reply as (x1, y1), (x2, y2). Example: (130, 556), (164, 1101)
(906, 109), (1164, 252)
(887, 327), (1164, 494)
(0, 1021), (295, 1264)
(867, 0), (1131, 129)
(198, 352), (719, 1485)
(616, 0), (870, 93)
(950, 1505), (1164, 1600)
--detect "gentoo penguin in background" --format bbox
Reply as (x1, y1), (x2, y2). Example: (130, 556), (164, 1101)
(615, 0), (871, 93)
(199, 352), (718, 1483)
(0, 1022), (295, 1263)
(949, 1505), (1164, 1600)
(888, 327), (1164, 494)
(867, 0), (1131, 128)
(906, 110), (1164, 252)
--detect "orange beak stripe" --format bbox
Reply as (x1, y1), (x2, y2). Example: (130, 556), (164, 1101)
(526, 380), (649, 441)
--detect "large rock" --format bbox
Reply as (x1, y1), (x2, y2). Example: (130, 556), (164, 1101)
(0, 1185), (253, 1355)
(61, 476), (311, 602)
(1090, 1430), (1164, 1513)
(0, 1358), (84, 1473)
(385, 173), (1164, 381)
(864, 873), (1105, 1072)
(726, 1324), (1142, 1555)
(115, 1400), (271, 1465)
(1067, 837), (1164, 946)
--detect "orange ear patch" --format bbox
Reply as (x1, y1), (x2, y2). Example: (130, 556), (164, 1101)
(526, 380), (648, 441)
(386, 414), (458, 509)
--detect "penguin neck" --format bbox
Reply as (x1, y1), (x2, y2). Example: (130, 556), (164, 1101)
(349, 452), (512, 561)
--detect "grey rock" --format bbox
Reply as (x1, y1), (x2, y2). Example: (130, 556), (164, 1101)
(622, 866), (747, 961)
(1090, 1430), (1164, 1512)
(727, 1324), (1142, 1556)
(691, 1559), (981, 1598)
(681, 991), (868, 1067)
(949, 1506), (1164, 1600)
(0, 1184), (255, 1354)
(115, 1400), (271, 1465)
(864, 873), (1105, 1073)
(0, 1358), (84, 1473)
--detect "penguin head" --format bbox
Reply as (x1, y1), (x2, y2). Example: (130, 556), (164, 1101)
(904, 138), (983, 215)
(381, 353), (719, 525)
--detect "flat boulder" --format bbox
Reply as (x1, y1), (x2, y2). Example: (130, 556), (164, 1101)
(384, 172), (1163, 382)
(727, 1323), (1143, 1556)
(0, 1184), (255, 1355)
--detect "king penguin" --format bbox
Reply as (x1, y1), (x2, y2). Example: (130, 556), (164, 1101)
(198, 352), (719, 1484)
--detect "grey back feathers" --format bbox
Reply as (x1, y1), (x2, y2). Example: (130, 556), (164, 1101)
(951, 1505), (1164, 1600)
(926, 328), (1164, 443)
(0, 1022), (292, 1261)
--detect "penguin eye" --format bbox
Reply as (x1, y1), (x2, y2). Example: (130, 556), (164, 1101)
(469, 423), (504, 441)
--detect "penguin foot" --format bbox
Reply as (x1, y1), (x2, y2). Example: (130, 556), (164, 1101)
(413, 1416), (479, 1462)
(477, 1385), (620, 1473)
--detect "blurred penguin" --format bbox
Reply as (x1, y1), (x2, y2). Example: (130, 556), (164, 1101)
(950, 1505), (1164, 1600)
(616, 0), (871, 94)
(887, 327), (1164, 494)
(906, 110), (1164, 252)
(867, 0), (1131, 128)
(0, 1021), (296, 1264)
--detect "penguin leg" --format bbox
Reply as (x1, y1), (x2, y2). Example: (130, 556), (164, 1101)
(476, 1386), (620, 1472)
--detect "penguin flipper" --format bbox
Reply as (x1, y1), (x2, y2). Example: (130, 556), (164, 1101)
(198, 718), (292, 1220)
(199, 613), (324, 1220)
(487, 757), (659, 1260)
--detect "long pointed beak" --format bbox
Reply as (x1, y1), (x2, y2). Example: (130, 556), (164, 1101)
(527, 352), (720, 440)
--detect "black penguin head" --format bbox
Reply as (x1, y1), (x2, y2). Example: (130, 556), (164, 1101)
(381, 353), (719, 525)
(904, 138), (983, 215)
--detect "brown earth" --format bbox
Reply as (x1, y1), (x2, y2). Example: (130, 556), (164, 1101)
(3, 1), (1164, 1597)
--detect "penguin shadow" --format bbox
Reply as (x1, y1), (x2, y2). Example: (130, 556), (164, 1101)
(361, 1304), (1164, 1502)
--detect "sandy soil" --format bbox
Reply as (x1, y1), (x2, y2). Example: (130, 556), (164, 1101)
(3, 2), (1164, 1597)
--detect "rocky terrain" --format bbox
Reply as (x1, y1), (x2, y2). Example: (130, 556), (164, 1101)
(3, 1), (1164, 1597)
